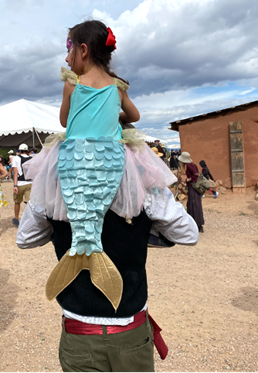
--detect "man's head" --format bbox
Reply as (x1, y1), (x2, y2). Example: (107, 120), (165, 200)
(29, 147), (37, 155)
(18, 143), (28, 154)
(8, 150), (14, 155)
(154, 140), (160, 145)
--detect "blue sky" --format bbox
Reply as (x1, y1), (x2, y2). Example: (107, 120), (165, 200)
(1, 0), (258, 148)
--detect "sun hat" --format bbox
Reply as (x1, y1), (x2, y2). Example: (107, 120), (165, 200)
(8, 150), (14, 154)
(151, 147), (163, 157)
(178, 151), (192, 164)
(19, 143), (28, 151)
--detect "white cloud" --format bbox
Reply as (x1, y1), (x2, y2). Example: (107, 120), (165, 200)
(1, 0), (258, 139)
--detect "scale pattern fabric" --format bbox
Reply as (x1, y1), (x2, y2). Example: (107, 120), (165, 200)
(58, 137), (124, 256)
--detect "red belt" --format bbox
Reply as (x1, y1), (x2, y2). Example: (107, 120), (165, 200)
(63, 310), (168, 360)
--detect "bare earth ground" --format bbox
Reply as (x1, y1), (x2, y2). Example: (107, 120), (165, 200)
(1, 182), (258, 372)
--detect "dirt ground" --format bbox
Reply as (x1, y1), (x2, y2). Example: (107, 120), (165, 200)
(1, 181), (258, 372)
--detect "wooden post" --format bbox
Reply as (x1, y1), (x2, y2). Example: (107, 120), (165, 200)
(229, 121), (245, 194)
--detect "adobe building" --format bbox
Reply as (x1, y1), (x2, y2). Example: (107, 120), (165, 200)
(169, 100), (258, 193)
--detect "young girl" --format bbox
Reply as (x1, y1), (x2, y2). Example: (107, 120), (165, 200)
(24, 20), (177, 309)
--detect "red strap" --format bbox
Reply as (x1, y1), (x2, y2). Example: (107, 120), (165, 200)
(63, 311), (169, 360)
(64, 317), (103, 335)
(63, 311), (146, 335)
(148, 314), (169, 360)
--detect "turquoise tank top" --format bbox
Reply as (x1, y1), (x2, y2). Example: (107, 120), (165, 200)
(66, 83), (122, 141)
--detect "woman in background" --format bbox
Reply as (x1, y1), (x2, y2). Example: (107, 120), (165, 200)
(170, 149), (178, 170)
(179, 152), (204, 233)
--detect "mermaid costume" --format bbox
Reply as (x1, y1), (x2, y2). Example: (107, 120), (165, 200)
(46, 70), (128, 310)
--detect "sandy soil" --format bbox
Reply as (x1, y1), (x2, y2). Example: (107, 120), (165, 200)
(1, 182), (258, 372)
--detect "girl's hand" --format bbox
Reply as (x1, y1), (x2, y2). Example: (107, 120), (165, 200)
(120, 90), (140, 123)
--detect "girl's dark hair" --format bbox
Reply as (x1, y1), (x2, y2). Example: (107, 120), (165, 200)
(69, 20), (128, 84)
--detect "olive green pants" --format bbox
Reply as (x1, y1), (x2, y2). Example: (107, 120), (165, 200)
(59, 315), (154, 372)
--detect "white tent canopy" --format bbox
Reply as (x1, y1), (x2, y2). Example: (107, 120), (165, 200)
(0, 99), (63, 148)
(0, 98), (169, 149)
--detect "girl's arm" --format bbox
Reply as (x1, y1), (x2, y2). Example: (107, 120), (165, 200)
(0, 164), (8, 180)
(60, 81), (75, 128)
(119, 90), (140, 123)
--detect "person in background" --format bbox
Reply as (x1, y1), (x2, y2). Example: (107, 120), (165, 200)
(12, 144), (32, 228)
(0, 156), (8, 207)
(179, 151), (205, 233)
(7, 150), (14, 182)
(199, 160), (218, 199)
(170, 149), (178, 170)
(151, 146), (164, 158)
(154, 139), (165, 161)
(175, 150), (179, 168)
(29, 147), (37, 157)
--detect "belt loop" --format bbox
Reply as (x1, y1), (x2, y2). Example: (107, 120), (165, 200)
(102, 325), (108, 341)
(62, 316), (67, 334)
(145, 309), (149, 328)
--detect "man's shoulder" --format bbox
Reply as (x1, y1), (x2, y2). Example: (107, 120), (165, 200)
(12, 155), (21, 164)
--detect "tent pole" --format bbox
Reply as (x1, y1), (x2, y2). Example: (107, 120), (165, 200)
(33, 127), (43, 147)
(32, 127), (35, 147)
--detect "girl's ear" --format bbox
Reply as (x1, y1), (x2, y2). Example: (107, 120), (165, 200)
(80, 43), (88, 59)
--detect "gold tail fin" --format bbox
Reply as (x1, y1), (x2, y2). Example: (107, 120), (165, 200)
(46, 251), (123, 311)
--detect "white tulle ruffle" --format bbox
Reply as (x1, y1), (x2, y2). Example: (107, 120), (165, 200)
(23, 133), (177, 221)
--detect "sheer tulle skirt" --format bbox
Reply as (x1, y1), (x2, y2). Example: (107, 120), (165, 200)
(23, 141), (177, 221)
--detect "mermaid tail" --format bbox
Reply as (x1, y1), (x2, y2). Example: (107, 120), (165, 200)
(46, 136), (125, 310)
(46, 252), (123, 310)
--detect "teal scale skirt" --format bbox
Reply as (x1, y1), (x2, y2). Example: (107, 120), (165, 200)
(58, 136), (125, 256)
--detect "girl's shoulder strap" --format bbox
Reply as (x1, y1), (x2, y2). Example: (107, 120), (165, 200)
(112, 77), (130, 91)
(60, 67), (80, 85)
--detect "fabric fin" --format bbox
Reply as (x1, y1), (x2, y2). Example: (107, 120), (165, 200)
(46, 251), (123, 311)
(46, 251), (89, 301)
(89, 252), (123, 311)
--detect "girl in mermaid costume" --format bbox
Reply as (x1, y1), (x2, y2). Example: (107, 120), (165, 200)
(25, 20), (177, 310)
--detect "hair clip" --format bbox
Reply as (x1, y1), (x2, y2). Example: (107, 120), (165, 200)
(106, 27), (117, 50)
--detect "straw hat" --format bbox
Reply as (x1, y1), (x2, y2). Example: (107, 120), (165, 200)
(178, 151), (192, 164)
(151, 147), (163, 157)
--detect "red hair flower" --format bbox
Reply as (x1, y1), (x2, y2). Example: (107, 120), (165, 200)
(106, 27), (117, 50)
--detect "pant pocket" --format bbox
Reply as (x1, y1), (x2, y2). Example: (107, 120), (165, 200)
(60, 347), (92, 372)
(120, 336), (152, 356)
